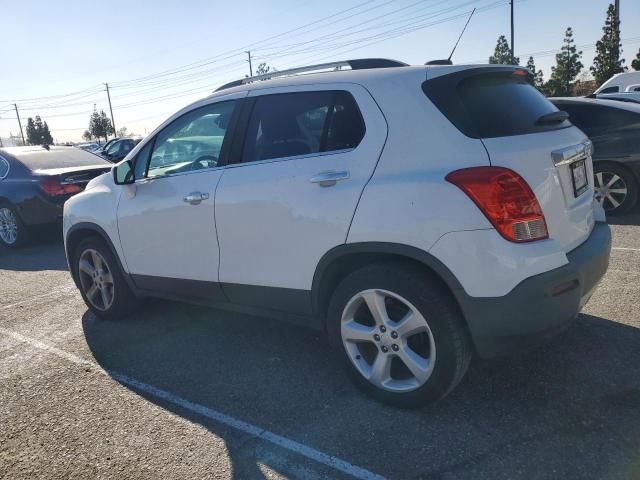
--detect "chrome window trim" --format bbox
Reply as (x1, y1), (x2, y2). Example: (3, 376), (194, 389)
(135, 164), (225, 184)
(226, 148), (355, 169)
(0, 155), (10, 180)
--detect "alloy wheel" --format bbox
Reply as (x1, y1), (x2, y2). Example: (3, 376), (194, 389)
(78, 249), (115, 311)
(340, 289), (436, 393)
(0, 208), (18, 245)
(594, 171), (628, 211)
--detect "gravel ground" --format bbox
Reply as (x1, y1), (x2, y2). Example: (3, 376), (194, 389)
(1, 213), (639, 480)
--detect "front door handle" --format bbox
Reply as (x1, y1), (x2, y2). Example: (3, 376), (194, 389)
(183, 192), (210, 205)
(309, 170), (350, 187)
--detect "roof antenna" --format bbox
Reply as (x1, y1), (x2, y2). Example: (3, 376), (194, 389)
(426, 8), (476, 66)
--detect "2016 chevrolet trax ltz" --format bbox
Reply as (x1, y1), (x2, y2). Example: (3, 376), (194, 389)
(64, 59), (611, 407)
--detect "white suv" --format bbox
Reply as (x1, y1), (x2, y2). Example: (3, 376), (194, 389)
(64, 59), (611, 407)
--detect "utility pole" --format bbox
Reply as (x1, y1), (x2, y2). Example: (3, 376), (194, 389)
(245, 51), (253, 77)
(14, 104), (25, 146)
(104, 83), (116, 139)
(510, 0), (515, 63)
(614, 0), (620, 25)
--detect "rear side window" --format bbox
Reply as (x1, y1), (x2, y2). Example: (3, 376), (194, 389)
(423, 70), (569, 138)
(242, 91), (365, 163)
(599, 86), (620, 94)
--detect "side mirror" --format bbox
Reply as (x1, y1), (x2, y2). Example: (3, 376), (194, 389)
(113, 160), (135, 185)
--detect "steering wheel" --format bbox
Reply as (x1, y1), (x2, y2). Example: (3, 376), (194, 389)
(191, 155), (218, 170)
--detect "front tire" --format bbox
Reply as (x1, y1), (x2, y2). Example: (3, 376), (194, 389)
(74, 237), (138, 319)
(327, 263), (472, 408)
(593, 162), (638, 215)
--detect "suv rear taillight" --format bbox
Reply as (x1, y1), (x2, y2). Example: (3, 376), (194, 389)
(38, 177), (83, 197)
(446, 167), (548, 243)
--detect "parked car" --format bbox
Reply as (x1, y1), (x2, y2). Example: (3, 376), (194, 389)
(593, 92), (640, 104)
(76, 143), (101, 152)
(100, 137), (142, 163)
(0, 146), (112, 247)
(594, 70), (640, 94)
(94, 137), (119, 155)
(551, 97), (640, 214)
(64, 60), (611, 406)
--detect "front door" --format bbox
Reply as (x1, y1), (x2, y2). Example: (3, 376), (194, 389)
(117, 96), (241, 301)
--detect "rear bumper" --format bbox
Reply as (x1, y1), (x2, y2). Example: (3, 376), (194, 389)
(458, 222), (611, 358)
(17, 194), (66, 226)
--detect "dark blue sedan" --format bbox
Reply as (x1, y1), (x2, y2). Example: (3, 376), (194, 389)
(0, 146), (112, 247)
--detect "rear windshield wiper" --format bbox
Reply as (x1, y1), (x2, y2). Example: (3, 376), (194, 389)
(537, 110), (569, 125)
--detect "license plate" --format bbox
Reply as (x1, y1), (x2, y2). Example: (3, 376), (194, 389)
(570, 160), (588, 197)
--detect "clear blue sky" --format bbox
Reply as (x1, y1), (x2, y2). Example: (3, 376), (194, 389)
(1, 0), (639, 142)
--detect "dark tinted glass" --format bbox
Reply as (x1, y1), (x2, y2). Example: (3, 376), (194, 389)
(423, 70), (568, 138)
(242, 91), (364, 162)
(599, 86), (620, 94)
(560, 103), (640, 131)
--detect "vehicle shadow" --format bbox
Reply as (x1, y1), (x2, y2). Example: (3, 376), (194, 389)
(82, 303), (640, 479)
(0, 227), (67, 271)
(607, 203), (640, 226)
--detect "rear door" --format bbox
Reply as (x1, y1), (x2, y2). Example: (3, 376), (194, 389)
(425, 68), (595, 252)
(214, 84), (387, 310)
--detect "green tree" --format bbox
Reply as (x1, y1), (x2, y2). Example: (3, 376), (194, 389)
(25, 115), (53, 145)
(526, 56), (544, 89)
(116, 126), (128, 137)
(25, 117), (37, 145)
(41, 121), (53, 145)
(89, 108), (114, 143)
(489, 35), (519, 65)
(255, 62), (276, 80)
(590, 4), (624, 87)
(546, 27), (584, 97)
(632, 49), (640, 70)
(82, 130), (92, 141)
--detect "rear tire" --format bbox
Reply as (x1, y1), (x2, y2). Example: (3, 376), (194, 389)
(593, 162), (638, 215)
(327, 263), (472, 408)
(73, 237), (138, 320)
(0, 203), (29, 248)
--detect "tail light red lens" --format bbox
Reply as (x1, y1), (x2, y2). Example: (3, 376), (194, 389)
(445, 166), (548, 243)
(38, 177), (83, 197)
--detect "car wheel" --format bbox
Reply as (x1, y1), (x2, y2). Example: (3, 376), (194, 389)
(327, 263), (472, 408)
(0, 203), (29, 248)
(74, 237), (138, 319)
(593, 163), (638, 215)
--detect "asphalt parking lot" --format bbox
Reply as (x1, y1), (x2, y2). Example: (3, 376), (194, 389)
(1, 214), (639, 480)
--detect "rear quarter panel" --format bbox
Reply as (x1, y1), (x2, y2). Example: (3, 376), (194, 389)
(348, 70), (493, 251)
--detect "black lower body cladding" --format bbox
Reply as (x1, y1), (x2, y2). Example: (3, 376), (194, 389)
(457, 222), (612, 358)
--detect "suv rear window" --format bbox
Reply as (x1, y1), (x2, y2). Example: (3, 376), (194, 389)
(423, 69), (570, 138)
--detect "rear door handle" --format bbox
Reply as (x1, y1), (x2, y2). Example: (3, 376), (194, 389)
(309, 171), (350, 187)
(183, 192), (210, 205)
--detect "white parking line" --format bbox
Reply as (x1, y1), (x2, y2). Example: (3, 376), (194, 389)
(0, 326), (385, 480)
(0, 286), (76, 310)
(612, 247), (640, 252)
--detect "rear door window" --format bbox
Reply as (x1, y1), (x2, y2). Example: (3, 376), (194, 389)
(423, 69), (569, 138)
(241, 91), (365, 163)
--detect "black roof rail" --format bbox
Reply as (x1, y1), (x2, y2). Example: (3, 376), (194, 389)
(215, 58), (408, 92)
